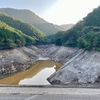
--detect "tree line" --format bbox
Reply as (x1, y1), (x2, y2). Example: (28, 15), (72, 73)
(54, 6), (100, 51)
(0, 13), (49, 49)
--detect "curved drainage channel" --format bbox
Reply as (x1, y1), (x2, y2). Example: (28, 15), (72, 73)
(0, 60), (62, 85)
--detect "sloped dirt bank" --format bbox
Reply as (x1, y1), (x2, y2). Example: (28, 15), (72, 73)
(0, 45), (80, 79)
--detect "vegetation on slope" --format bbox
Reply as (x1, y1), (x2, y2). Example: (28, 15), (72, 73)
(0, 8), (46, 24)
(0, 13), (49, 46)
(55, 6), (100, 51)
(2, 6), (100, 51)
(0, 21), (35, 49)
(0, 8), (73, 35)
(0, 12), (50, 49)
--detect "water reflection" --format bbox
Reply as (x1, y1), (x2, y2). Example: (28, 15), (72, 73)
(19, 68), (55, 85)
(0, 60), (62, 85)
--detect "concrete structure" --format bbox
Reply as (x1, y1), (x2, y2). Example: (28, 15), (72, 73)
(0, 85), (100, 100)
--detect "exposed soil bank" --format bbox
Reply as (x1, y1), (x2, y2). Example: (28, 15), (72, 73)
(0, 45), (80, 79)
(1, 44), (100, 85)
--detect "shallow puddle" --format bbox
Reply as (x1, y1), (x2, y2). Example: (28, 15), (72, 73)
(0, 60), (62, 85)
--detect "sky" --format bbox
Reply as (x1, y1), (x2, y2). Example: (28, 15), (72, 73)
(0, 0), (100, 25)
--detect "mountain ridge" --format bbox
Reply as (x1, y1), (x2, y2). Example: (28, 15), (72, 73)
(0, 12), (49, 49)
(0, 8), (74, 35)
(55, 6), (100, 51)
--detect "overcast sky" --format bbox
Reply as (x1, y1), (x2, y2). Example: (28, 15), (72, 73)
(0, 0), (100, 25)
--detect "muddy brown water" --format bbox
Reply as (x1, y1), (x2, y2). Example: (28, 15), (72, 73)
(0, 60), (62, 85)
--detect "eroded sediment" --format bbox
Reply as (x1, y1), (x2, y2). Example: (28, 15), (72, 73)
(0, 45), (79, 79)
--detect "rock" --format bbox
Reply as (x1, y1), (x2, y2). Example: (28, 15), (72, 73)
(0, 46), (40, 77)
(47, 79), (62, 84)
(37, 44), (80, 63)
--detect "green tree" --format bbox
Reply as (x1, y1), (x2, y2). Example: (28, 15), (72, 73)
(4, 39), (17, 49)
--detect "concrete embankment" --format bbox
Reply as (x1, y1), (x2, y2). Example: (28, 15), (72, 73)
(1, 85), (100, 100)
(47, 50), (100, 84)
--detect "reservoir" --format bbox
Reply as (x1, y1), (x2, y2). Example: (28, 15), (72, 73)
(0, 60), (62, 85)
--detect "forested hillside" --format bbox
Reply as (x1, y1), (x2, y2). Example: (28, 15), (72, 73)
(60, 24), (74, 31)
(2, 6), (100, 51)
(0, 8), (47, 24)
(0, 8), (73, 35)
(0, 21), (34, 49)
(55, 6), (100, 51)
(0, 13), (49, 49)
